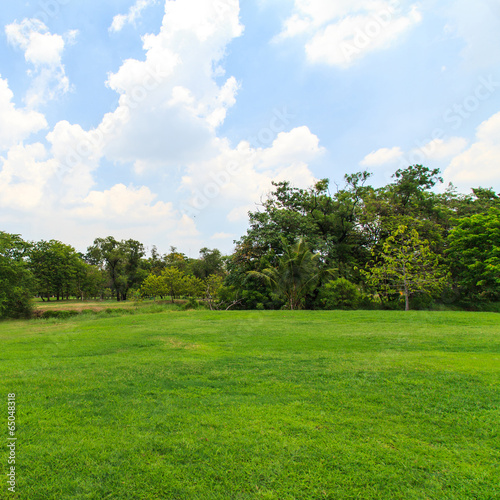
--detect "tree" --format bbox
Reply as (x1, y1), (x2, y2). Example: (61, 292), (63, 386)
(204, 275), (225, 310)
(249, 238), (329, 310)
(191, 248), (224, 279)
(29, 240), (83, 301)
(184, 275), (204, 299)
(447, 208), (500, 303)
(140, 274), (164, 300)
(362, 225), (448, 311)
(234, 174), (372, 280)
(160, 267), (187, 303)
(87, 237), (146, 301)
(0, 232), (35, 319)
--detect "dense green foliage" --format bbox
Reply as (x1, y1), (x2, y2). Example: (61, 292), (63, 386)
(447, 208), (500, 303)
(0, 232), (34, 318)
(1, 165), (499, 317)
(227, 165), (499, 310)
(361, 225), (448, 311)
(1, 310), (498, 498)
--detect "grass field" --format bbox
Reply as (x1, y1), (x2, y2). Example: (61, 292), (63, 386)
(1, 310), (499, 499)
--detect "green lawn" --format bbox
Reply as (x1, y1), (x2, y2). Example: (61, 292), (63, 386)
(1, 310), (499, 499)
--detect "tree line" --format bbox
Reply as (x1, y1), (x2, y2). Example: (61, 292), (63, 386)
(1, 165), (499, 318)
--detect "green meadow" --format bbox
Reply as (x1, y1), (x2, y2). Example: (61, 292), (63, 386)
(1, 310), (499, 499)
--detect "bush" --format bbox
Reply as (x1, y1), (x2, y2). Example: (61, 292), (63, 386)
(317, 278), (362, 310)
(40, 310), (80, 319)
(183, 298), (203, 310)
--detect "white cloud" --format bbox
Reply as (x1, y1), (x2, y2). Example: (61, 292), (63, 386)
(72, 183), (174, 221)
(181, 126), (323, 221)
(0, 0), (245, 253)
(0, 142), (58, 210)
(361, 146), (403, 166)
(445, 112), (500, 187)
(102, 0), (243, 169)
(0, 76), (47, 150)
(45, 120), (104, 204)
(414, 137), (468, 161)
(5, 18), (74, 107)
(277, 0), (422, 67)
(110, 0), (158, 33)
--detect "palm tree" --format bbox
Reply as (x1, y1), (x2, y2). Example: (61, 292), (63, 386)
(249, 238), (329, 310)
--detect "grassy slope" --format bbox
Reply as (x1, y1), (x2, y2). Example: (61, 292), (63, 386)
(1, 311), (499, 499)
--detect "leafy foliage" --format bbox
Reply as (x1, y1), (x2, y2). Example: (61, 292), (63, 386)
(249, 238), (330, 310)
(317, 278), (362, 310)
(361, 225), (448, 310)
(447, 208), (500, 302)
(0, 232), (35, 318)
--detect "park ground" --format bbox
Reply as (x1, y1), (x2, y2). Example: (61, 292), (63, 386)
(1, 309), (499, 499)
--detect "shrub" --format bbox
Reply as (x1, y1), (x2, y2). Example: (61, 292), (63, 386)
(317, 278), (362, 310)
(41, 310), (79, 319)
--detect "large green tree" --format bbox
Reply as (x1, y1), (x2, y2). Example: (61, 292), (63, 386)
(447, 208), (500, 303)
(0, 232), (35, 319)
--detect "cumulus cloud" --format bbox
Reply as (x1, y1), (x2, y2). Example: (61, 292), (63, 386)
(413, 137), (468, 161)
(72, 183), (174, 221)
(0, 142), (58, 211)
(361, 146), (404, 166)
(110, 0), (158, 33)
(181, 126), (323, 220)
(0, 0), (247, 252)
(0, 0), (325, 253)
(0, 76), (47, 150)
(102, 0), (243, 170)
(276, 0), (422, 67)
(445, 112), (500, 187)
(5, 19), (75, 107)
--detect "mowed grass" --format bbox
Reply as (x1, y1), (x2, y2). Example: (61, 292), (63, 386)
(1, 311), (499, 500)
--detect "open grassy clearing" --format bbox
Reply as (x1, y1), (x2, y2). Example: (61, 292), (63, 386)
(33, 298), (150, 312)
(1, 310), (499, 499)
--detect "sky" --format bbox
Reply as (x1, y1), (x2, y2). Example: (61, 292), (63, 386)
(1, 0), (500, 257)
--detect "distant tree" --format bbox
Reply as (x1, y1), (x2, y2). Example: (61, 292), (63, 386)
(184, 275), (204, 299)
(160, 267), (187, 303)
(191, 248), (224, 279)
(164, 246), (189, 272)
(362, 225), (448, 311)
(29, 240), (82, 301)
(204, 275), (225, 310)
(87, 237), (146, 301)
(234, 174), (372, 280)
(140, 274), (164, 301)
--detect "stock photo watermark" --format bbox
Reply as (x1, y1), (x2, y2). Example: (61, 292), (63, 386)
(398, 74), (500, 168)
(340, 0), (409, 64)
(6, 394), (16, 494)
(29, 0), (71, 26)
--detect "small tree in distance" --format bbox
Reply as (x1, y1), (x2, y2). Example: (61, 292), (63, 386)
(361, 225), (448, 311)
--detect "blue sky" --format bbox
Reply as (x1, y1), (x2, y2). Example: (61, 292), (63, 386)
(1, 0), (500, 256)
